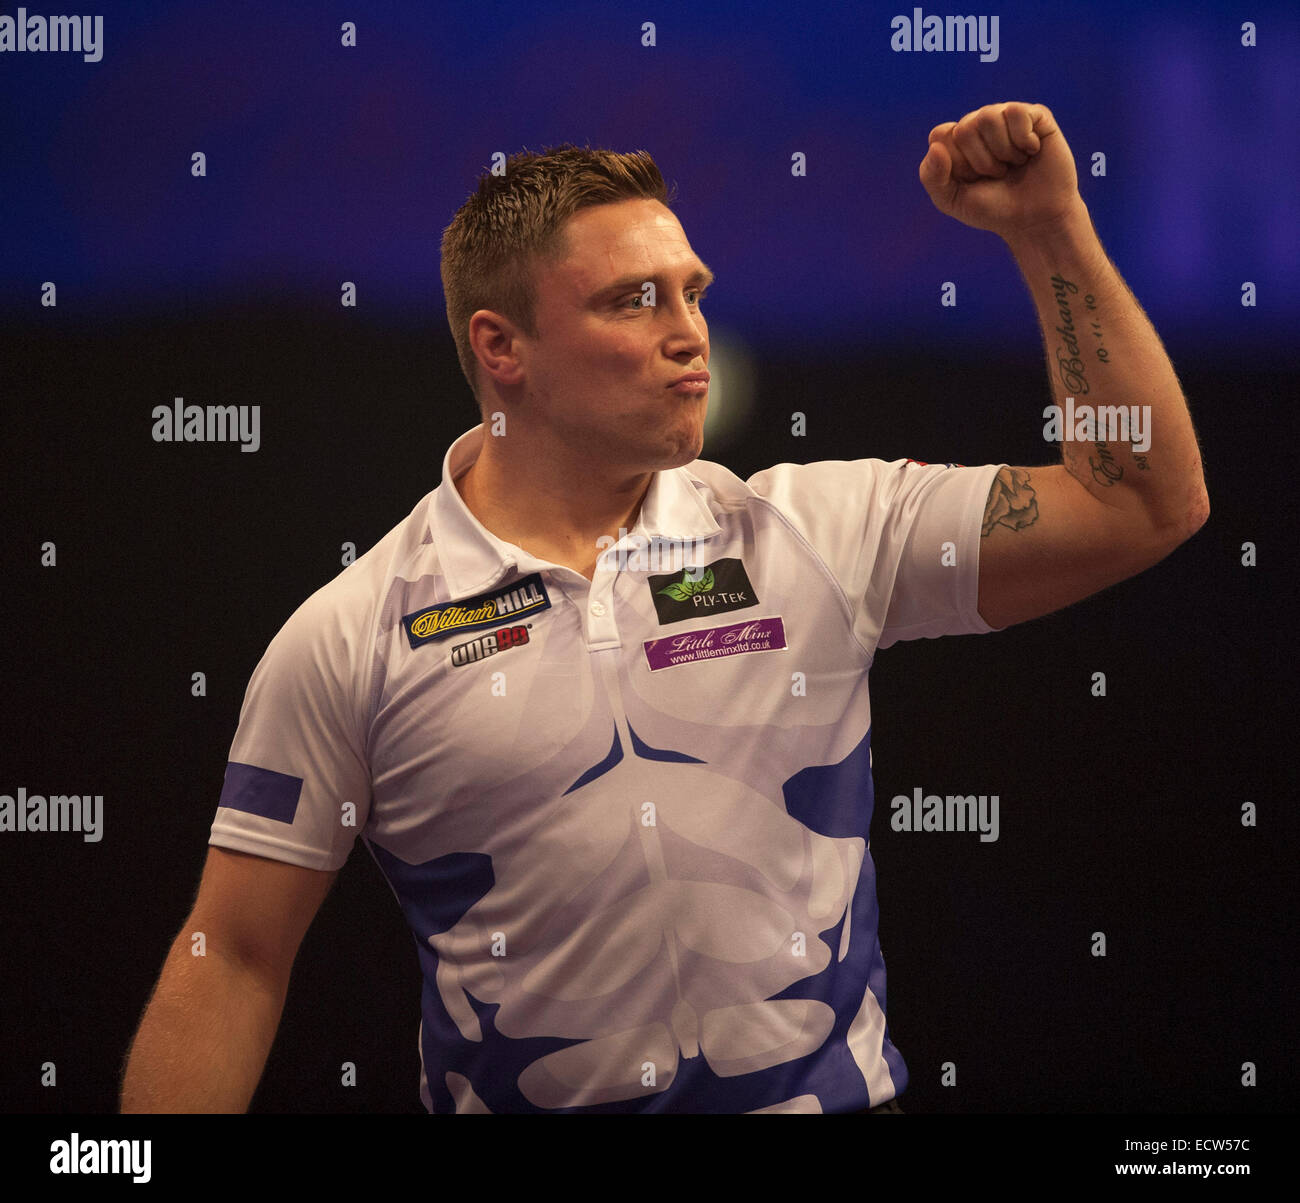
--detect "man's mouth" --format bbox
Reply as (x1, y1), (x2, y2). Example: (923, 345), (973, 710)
(668, 371), (710, 393)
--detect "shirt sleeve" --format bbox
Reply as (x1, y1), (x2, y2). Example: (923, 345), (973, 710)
(746, 457), (1009, 656)
(209, 581), (373, 872)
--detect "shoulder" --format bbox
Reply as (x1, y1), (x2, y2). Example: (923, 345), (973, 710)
(683, 455), (905, 519)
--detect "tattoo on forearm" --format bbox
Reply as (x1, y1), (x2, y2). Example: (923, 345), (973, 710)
(982, 467), (1039, 537)
(1063, 438), (1126, 490)
(1050, 273), (1112, 397)
(1052, 266), (1132, 490)
(1082, 290), (1110, 364)
(1088, 439), (1124, 487)
(1050, 273), (1091, 394)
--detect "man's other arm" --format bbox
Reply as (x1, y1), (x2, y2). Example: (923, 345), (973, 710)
(919, 102), (1209, 629)
(974, 199), (1209, 629)
(119, 846), (337, 1113)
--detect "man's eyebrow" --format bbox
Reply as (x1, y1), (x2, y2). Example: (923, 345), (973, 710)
(588, 264), (716, 304)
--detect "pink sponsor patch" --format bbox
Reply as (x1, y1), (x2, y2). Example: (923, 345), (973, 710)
(643, 616), (787, 671)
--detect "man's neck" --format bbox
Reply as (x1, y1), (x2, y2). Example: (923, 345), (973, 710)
(456, 431), (654, 581)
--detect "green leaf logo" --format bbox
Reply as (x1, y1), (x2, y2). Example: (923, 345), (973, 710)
(657, 567), (715, 601)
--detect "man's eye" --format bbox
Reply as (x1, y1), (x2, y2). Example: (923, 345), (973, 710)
(623, 289), (707, 310)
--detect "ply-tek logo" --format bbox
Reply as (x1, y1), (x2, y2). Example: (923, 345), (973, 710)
(450, 624), (530, 668)
(403, 573), (549, 648)
(648, 557), (758, 625)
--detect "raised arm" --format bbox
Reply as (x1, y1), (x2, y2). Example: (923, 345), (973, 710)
(920, 101), (1210, 630)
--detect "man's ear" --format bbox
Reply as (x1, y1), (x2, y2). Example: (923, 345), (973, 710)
(468, 309), (526, 390)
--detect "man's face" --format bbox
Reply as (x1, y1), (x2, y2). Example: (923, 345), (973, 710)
(518, 198), (713, 473)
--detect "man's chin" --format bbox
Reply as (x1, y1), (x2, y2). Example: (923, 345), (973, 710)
(589, 418), (704, 475)
(656, 431), (704, 470)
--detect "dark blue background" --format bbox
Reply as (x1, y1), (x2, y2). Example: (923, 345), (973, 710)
(2, 0), (1296, 354)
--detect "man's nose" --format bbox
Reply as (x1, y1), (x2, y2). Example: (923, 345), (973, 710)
(663, 298), (707, 358)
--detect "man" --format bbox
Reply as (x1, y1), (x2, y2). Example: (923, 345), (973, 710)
(120, 103), (1208, 1114)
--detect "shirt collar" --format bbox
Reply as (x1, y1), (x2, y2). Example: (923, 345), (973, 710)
(429, 425), (723, 598)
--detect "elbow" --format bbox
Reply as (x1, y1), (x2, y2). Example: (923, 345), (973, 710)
(1161, 491), (1209, 550)
(1147, 490), (1209, 553)
(1185, 490), (1210, 537)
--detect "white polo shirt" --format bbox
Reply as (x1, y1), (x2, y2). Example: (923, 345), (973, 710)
(210, 425), (1006, 1113)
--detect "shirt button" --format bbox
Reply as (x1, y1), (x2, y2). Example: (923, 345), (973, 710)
(590, 601), (607, 617)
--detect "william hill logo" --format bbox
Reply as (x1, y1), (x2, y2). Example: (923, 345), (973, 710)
(648, 557), (758, 625)
(403, 574), (549, 648)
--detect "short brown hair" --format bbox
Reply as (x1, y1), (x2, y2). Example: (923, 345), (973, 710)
(440, 144), (674, 402)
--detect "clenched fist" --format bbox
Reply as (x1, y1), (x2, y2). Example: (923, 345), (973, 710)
(920, 101), (1084, 239)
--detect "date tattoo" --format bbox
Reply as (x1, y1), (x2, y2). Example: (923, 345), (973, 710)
(981, 466), (1039, 537)
(1050, 273), (1112, 396)
(1082, 289), (1110, 364)
(1052, 267), (1127, 491)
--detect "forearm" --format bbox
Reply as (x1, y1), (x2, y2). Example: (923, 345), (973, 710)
(120, 928), (286, 1113)
(1004, 200), (1209, 532)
